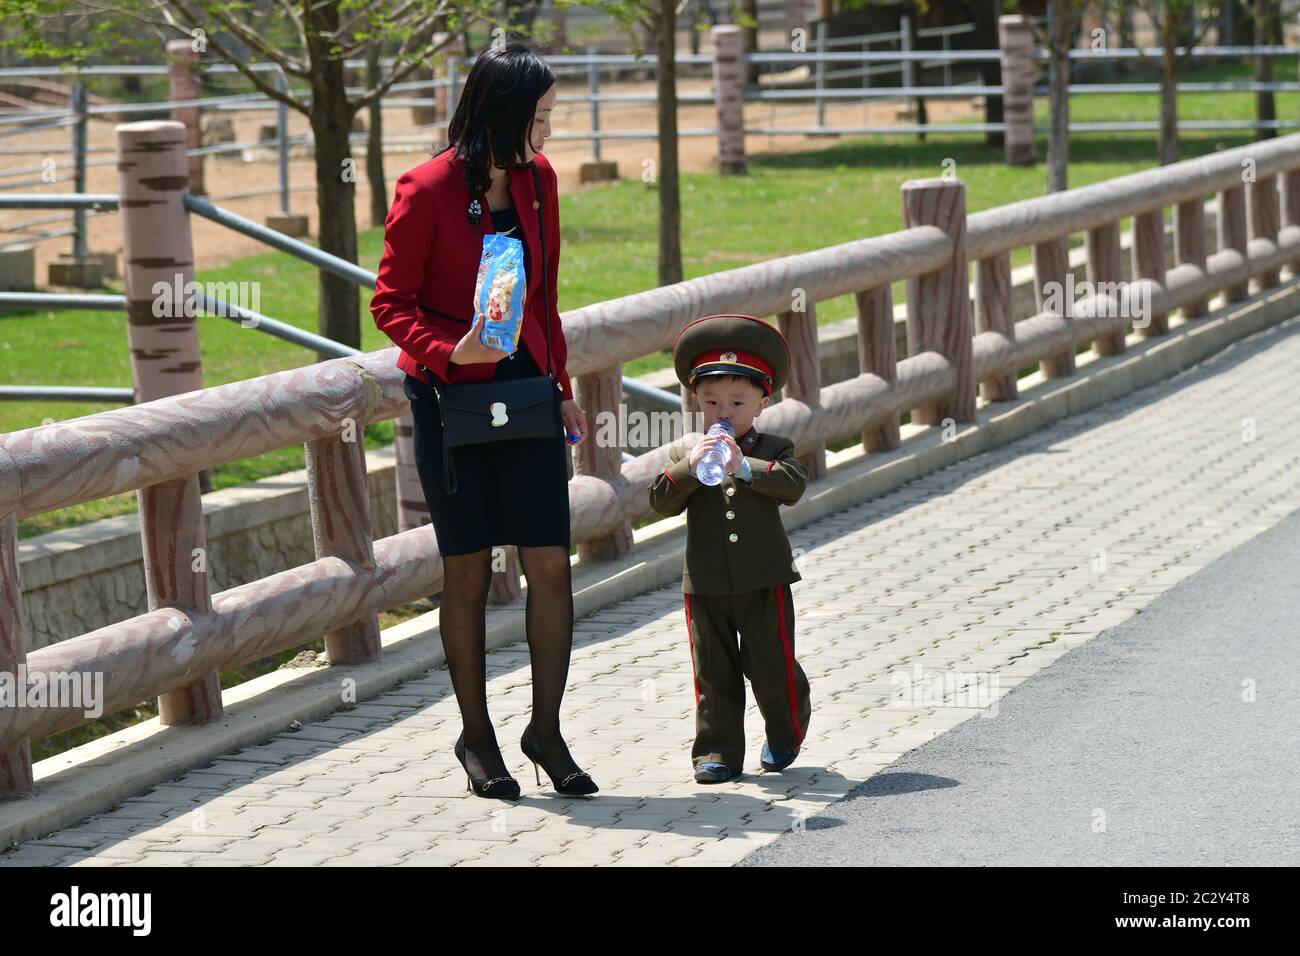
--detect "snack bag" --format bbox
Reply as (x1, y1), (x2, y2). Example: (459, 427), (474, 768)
(473, 232), (527, 354)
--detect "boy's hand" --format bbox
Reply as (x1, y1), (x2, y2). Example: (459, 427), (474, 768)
(688, 434), (744, 477)
(720, 435), (743, 473)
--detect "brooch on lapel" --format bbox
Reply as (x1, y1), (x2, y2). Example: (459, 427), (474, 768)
(467, 196), (483, 225)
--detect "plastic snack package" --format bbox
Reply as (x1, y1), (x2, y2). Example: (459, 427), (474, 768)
(473, 232), (527, 354)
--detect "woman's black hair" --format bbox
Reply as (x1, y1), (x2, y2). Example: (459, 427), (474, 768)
(434, 38), (555, 199)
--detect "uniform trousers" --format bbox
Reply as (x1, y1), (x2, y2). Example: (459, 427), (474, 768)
(683, 583), (811, 773)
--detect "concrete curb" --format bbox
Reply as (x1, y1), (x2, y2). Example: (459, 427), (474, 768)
(4, 275), (1298, 848)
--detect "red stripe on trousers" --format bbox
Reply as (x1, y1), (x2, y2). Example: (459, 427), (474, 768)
(773, 584), (805, 744)
(683, 594), (700, 705)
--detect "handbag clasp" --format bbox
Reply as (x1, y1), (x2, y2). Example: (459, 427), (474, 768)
(489, 401), (508, 426)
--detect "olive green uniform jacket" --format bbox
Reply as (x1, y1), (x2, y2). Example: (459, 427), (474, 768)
(647, 429), (809, 594)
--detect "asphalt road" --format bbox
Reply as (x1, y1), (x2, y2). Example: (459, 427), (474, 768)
(743, 506), (1300, 866)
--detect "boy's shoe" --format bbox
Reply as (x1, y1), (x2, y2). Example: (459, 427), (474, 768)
(694, 761), (739, 784)
(760, 742), (799, 772)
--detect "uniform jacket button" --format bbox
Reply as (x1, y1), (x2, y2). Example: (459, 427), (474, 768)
(725, 487), (735, 496)
(729, 532), (739, 542)
(726, 510), (736, 519)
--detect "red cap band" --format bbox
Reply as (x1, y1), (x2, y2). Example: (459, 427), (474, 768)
(688, 348), (773, 393)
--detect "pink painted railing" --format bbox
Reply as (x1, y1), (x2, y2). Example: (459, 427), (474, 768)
(3, 125), (1299, 798)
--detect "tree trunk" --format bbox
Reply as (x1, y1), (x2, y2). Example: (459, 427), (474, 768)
(656, 0), (684, 287)
(1047, 0), (1071, 192)
(366, 43), (388, 227)
(307, 2), (361, 355)
(1159, 15), (1179, 165)
(971, 0), (1004, 149)
(741, 0), (759, 86)
(905, 5), (927, 143)
(1254, 0), (1281, 141)
(1117, 4), (1135, 76)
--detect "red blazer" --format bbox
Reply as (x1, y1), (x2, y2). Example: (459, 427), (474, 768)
(371, 148), (573, 401)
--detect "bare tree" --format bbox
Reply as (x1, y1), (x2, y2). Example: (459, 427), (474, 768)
(2, 0), (498, 357)
(577, 0), (686, 286)
(1244, 0), (1284, 141)
(969, 0), (1006, 150)
(1131, 0), (1224, 164)
(1016, 0), (1091, 192)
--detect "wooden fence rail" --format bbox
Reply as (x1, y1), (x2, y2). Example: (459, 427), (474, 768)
(2, 122), (1299, 797)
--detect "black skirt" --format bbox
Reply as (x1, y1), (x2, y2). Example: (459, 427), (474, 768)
(404, 345), (572, 556)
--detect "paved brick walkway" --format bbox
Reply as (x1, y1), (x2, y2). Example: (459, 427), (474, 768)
(5, 316), (1300, 867)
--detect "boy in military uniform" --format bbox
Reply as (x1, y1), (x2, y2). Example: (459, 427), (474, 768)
(647, 314), (812, 784)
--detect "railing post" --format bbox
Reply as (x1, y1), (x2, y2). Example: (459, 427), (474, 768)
(1174, 198), (1208, 319)
(306, 427), (382, 664)
(575, 364), (633, 561)
(119, 122), (205, 404)
(118, 119), (222, 726)
(577, 48), (617, 184)
(488, 546), (523, 604)
(276, 69), (290, 215)
(998, 15), (1036, 168)
(855, 285), (901, 449)
(138, 473), (219, 726)
(901, 178), (976, 425)
(0, 511), (34, 797)
(1282, 168), (1300, 275)
(1217, 184), (1250, 303)
(711, 24), (747, 175)
(1132, 209), (1169, 336)
(1086, 221), (1127, 355)
(71, 83), (87, 263)
(784, 0), (806, 39)
(166, 39), (205, 197)
(973, 252), (1018, 399)
(1248, 174), (1281, 291)
(1034, 235), (1076, 375)
(778, 304), (826, 479)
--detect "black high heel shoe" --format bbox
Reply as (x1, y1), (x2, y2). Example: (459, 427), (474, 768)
(455, 731), (521, 801)
(520, 725), (599, 797)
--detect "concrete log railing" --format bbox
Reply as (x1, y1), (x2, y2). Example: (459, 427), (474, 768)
(3, 127), (1300, 798)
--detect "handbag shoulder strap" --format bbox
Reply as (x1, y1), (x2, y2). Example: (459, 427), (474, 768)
(529, 161), (555, 384)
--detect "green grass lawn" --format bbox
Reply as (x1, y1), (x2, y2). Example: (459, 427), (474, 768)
(4, 58), (1294, 541)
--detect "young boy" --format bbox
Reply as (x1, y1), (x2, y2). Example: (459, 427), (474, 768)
(647, 314), (812, 784)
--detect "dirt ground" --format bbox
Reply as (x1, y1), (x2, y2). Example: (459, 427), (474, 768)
(4, 64), (982, 279)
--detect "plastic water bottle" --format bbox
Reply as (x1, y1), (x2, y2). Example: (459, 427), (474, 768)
(695, 418), (735, 487)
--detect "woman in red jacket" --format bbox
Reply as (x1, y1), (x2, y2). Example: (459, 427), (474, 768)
(372, 41), (596, 800)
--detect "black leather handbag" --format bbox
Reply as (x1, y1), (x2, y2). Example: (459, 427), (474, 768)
(420, 160), (562, 495)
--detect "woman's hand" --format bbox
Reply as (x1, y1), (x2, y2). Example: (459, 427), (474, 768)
(560, 399), (587, 447)
(450, 313), (509, 365)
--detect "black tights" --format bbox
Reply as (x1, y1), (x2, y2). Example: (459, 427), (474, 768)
(439, 545), (582, 782)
